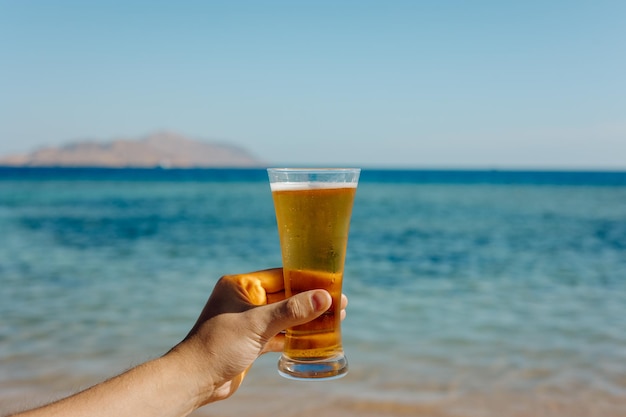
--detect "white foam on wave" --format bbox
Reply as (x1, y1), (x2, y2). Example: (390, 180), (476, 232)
(270, 181), (358, 192)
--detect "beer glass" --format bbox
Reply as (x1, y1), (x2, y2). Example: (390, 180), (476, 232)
(268, 168), (360, 380)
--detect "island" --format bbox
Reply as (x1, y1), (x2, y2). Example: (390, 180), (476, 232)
(0, 132), (262, 168)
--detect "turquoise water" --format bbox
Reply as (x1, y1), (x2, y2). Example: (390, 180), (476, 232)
(1, 169), (626, 416)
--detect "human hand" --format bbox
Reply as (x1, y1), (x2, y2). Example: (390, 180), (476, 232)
(166, 268), (348, 406)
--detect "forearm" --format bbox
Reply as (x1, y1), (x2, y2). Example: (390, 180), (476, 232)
(12, 352), (211, 417)
(8, 270), (334, 417)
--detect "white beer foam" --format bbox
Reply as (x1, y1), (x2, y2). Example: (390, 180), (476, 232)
(270, 181), (358, 192)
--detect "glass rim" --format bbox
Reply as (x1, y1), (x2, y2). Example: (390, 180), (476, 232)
(267, 168), (361, 173)
(267, 168), (360, 185)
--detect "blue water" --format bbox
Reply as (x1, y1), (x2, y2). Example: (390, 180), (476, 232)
(1, 168), (626, 416)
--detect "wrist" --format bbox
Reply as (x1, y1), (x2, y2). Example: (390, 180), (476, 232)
(162, 346), (217, 409)
(160, 340), (221, 408)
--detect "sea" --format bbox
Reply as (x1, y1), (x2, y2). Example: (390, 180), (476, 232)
(1, 167), (625, 417)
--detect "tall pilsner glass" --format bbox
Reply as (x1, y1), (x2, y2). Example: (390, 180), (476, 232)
(268, 168), (360, 380)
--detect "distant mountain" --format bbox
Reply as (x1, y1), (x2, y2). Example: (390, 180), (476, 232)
(0, 132), (262, 168)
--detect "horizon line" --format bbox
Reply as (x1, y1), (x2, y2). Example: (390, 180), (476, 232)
(1, 164), (626, 173)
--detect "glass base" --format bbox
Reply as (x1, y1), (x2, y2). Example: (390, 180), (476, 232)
(278, 353), (348, 380)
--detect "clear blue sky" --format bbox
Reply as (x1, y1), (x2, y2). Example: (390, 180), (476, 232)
(1, 0), (625, 168)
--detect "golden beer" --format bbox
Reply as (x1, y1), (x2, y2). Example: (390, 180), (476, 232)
(268, 168), (359, 380)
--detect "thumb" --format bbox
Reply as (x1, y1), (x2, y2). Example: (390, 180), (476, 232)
(260, 290), (332, 337)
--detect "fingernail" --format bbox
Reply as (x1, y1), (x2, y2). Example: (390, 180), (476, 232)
(311, 291), (330, 312)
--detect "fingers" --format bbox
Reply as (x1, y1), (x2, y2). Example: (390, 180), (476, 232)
(223, 268), (284, 306)
(262, 292), (349, 354)
(340, 293), (348, 320)
(227, 269), (349, 347)
(251, 267), (284, 294)
(258, 290), (332, 338)
(228, 269), (349, 311)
